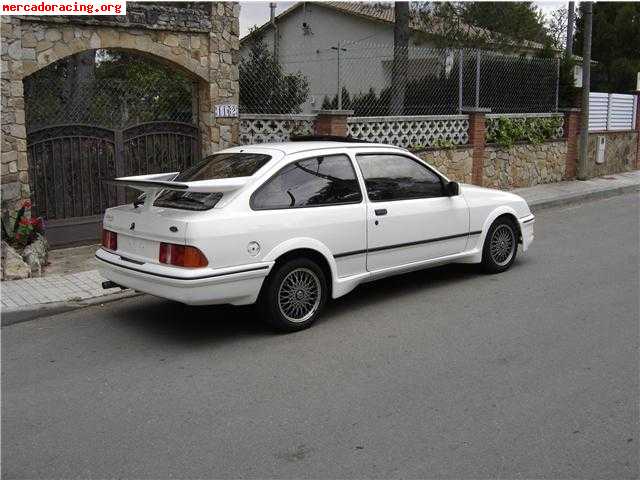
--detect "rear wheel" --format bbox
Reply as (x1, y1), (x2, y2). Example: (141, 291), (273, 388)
(259, 258), (328, 332)
(481, 217), (518, 273)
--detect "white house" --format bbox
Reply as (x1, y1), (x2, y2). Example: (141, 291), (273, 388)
(240, 2), (547, 113)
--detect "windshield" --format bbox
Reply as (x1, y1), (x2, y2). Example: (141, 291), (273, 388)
(173, 153), (271, 182)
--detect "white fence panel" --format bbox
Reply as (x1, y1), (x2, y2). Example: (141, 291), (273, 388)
(589, 92), (636, 131)
(588, 92), (609, 131)
(608, 94), (635, 131)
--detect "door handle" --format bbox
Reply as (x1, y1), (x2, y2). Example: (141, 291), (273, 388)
(374, 209), (387, 216)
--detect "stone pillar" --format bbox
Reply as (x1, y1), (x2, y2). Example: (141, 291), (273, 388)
(312, 110), (354, 137)
(204, 1), (240, 154)
(463, 108), (490, 186)
(1, 16), (30, 222)
(562, 108), (581, 179)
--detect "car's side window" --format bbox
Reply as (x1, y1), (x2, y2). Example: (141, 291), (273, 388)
(356, 154), (444, 201)
(251, 154), (362, 210)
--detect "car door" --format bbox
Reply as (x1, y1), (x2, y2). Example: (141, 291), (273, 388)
(355, 152), (470, 272)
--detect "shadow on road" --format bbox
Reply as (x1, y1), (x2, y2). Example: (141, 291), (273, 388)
(106, 257), (533, 345)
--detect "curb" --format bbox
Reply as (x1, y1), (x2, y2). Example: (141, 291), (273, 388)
(526, 184), (639, 212)
(1, 290), (143, 327)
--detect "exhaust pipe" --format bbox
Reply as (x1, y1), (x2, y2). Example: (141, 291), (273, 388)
(102, 280), (125, 290)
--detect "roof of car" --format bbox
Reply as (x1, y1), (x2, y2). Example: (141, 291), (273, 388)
(225, 141), (406, 155)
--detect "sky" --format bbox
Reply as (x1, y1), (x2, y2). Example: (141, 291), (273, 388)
(239, 1), (569, 39)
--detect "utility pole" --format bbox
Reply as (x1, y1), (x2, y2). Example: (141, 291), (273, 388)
(390, 1), (409, 115)
(566, 1), (575, 56)
(331, 42), (347, 109)
(577, 1), (592, 181)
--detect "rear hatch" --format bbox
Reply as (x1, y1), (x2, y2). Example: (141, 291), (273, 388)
(101, 150), (277, 264)
(103, 204), (191, 264)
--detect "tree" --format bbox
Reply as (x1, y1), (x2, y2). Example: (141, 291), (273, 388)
(23, 49), (195, 130)
(239, 34), (309, 114)
(574, 2), (640, 92)
(546, 7), (568, 51)
(415, 2), (551, 52)
(390, 1), (409, 114)
(461, 2), (548, 45)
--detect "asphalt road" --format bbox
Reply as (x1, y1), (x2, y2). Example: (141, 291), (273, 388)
(2, 193), (639, 479)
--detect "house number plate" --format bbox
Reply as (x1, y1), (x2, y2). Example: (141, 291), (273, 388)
(215, 104), (239, 118)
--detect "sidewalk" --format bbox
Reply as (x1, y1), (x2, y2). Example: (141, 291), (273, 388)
(1, 171), (638, 325)
(513, 170), (640, 210)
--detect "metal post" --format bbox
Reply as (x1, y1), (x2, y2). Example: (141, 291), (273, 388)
(578, 1), (592, 181)
(331, 42), (346, 110)
(555, 57), (560, 112)
(475, 50), (480, 108)
(337, 41), (342, 110)
(458, 49), (464, 113)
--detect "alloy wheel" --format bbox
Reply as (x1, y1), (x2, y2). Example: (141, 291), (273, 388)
(489, 224), (516, 266)
(277, 267), (322, 323)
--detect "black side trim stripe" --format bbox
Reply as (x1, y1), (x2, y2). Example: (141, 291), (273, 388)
(95, 255), (269, 281)
(334, 230), (482, 258)
(522, 217), (535, 224)
(334, 249), (367, 259)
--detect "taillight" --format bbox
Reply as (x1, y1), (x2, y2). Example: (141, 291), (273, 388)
(159, 243), (208, 268)
(102, 229), (118, 251)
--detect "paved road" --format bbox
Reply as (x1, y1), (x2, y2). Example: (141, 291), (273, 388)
(3, 193), (639, 479)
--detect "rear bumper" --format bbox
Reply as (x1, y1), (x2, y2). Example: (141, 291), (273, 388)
(518, 214), (535, 252)
(95, 248), (273, 306)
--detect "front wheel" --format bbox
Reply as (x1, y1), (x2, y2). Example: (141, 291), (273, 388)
(259, 258), (328, 332)
(481, 217), (518, 273)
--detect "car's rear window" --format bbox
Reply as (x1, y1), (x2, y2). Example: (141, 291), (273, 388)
(173, 153), (271, 181)
(152, 153), (271, 211)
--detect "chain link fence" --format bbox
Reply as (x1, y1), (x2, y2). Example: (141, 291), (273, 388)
(240, 40), (560, 116)
(24, 49), (197, 133)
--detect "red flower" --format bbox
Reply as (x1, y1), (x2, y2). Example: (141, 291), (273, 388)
(22, 200), (32, 209)
(15, 233), (21, 240)
(19, 217), (29, 225)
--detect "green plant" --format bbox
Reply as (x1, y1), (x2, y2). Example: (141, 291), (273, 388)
(433, 138), (456, 150)
(486, 116), (563, 149)
(11, 200), (45, 248)
(239, 33), (309, 114)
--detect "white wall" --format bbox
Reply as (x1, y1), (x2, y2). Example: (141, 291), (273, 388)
(240, 4), (437, 113)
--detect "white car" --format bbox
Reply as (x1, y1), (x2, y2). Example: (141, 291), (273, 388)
(97, 139), (534, 331)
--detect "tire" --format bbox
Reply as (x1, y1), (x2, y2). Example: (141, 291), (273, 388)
(259, 257), (328, 332)
(481, 216), (518, 274)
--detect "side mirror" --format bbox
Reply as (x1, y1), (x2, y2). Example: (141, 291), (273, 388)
(445, 181), (460, 196)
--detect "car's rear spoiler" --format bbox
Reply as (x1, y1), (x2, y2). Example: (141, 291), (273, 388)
(104, 172), (251, 193)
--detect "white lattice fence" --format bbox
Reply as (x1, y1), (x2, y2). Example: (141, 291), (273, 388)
(486, 113), (565, 141)
(239, 115), (315, 144)
(347, 115), (469, 148)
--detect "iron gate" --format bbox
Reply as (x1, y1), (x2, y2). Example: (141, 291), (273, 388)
(27, 121), (200, 245)
(24, 48), (201, 246)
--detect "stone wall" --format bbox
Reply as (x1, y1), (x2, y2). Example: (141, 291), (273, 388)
(1, 2), (239, 217)
(18, 2), (215, 33)
(482, 141), (567, 190)
(415, 147), (474, 184)
(585, 131), (638, 178)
